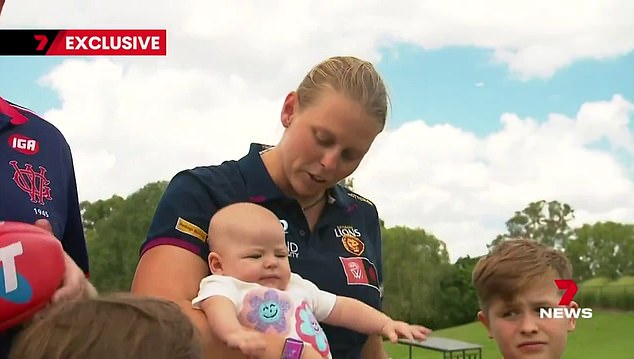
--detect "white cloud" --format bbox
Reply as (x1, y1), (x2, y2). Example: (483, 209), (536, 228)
(575, 95), (634, 152)
(40, 58), (285, 201)
(354, 95), (634, 260)
(43, 65), (632, 261)
(2, 0), (633, 80)
(2, 0), (633, 261)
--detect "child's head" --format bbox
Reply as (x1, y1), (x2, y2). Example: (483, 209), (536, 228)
(9, 293), (203, 359)
(208, 202), (291, 290)
(472, 239), (577, 359)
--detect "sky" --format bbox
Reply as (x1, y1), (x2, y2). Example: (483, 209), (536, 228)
(1, 0), (633, 261)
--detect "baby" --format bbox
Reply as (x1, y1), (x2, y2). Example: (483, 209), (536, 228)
(192, 202), (430, 358)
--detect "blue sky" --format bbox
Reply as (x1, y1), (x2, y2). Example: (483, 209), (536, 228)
(377, 45), (634, 135)
(1, 45), (632, 178)
(0, 57), (62, 113)
(2, 45), (632, 137)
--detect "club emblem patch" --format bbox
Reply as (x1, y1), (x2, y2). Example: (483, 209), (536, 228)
(334, 225), (364, 256)
(341, 234), (365, 256)
(10, 160), (52, 205)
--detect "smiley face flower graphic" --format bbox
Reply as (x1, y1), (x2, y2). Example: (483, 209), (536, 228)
(243, 288), (291, 334)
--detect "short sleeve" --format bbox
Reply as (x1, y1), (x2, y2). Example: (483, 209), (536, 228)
(291, 274), (337, 321)
(141, 171), (216, 261)
(192, 275), (241, 309)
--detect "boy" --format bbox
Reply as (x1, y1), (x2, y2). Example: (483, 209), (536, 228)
(9, 293), (203, 359)
(472, 239), (578, 359)
(192, 202), (430, 358)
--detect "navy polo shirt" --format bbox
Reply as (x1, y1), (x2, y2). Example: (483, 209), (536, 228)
(143, 143), (384, 359)
(0, 97), (89, 358)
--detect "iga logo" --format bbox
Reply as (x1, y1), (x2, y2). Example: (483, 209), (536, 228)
(539, 279), (593, 319)
(8, 134), (39, 155)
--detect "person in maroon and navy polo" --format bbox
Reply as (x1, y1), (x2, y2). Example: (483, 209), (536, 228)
(0, 92), (97, 356)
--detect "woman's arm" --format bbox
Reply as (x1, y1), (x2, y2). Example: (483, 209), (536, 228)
(131, 245), (217, 353)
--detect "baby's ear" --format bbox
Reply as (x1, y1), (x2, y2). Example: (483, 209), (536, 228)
(208, 252), (223, 274)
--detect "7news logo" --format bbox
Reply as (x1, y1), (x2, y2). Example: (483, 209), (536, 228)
(539, 279), (593, 319)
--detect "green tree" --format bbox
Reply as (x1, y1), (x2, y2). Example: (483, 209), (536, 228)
(85, 181), (168, 292)
(382, 226), (450, 328)
(80, 195), (125, 231)
(568, 222), (634, 280)
(490, 200), (575, 249)
(433, 255), (482, 328)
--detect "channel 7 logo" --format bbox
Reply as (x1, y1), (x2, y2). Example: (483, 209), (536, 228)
(539, 279), (593, 319)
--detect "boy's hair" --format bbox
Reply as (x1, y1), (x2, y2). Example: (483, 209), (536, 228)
(10, 293), (203, 359)
(472, 238), (573, 312)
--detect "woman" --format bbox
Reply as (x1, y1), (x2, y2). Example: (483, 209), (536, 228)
(132, 56), (390, 359)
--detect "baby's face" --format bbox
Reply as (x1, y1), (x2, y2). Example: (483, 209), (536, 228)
(218, 220), (291, 290)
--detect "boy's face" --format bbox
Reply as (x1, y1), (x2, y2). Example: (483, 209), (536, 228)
(477, 274), (577, 359)
(210, 217), (291, 290)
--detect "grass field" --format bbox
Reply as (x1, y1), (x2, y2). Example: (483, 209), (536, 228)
(385, 310), (634, 359)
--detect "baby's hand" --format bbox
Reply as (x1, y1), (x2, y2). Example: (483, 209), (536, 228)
(381, 320), (432, 343)
(225, 330), (267, 357)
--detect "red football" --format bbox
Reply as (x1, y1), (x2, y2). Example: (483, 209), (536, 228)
(0, 221), (65, 331)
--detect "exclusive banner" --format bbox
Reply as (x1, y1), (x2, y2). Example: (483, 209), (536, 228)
(0, 30), (167, 56)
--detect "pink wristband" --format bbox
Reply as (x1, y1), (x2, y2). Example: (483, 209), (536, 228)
(281, 338), (304, 359)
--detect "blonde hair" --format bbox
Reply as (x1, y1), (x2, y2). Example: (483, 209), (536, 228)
(296, 56), (389, 129)
(10, 293), (203, 359)
(472, 239), (573, 312)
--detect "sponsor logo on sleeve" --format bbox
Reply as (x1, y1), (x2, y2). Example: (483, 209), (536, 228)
(175, 217), (207, 242)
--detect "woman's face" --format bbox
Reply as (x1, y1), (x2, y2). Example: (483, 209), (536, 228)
(278, 89), (383, 200)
